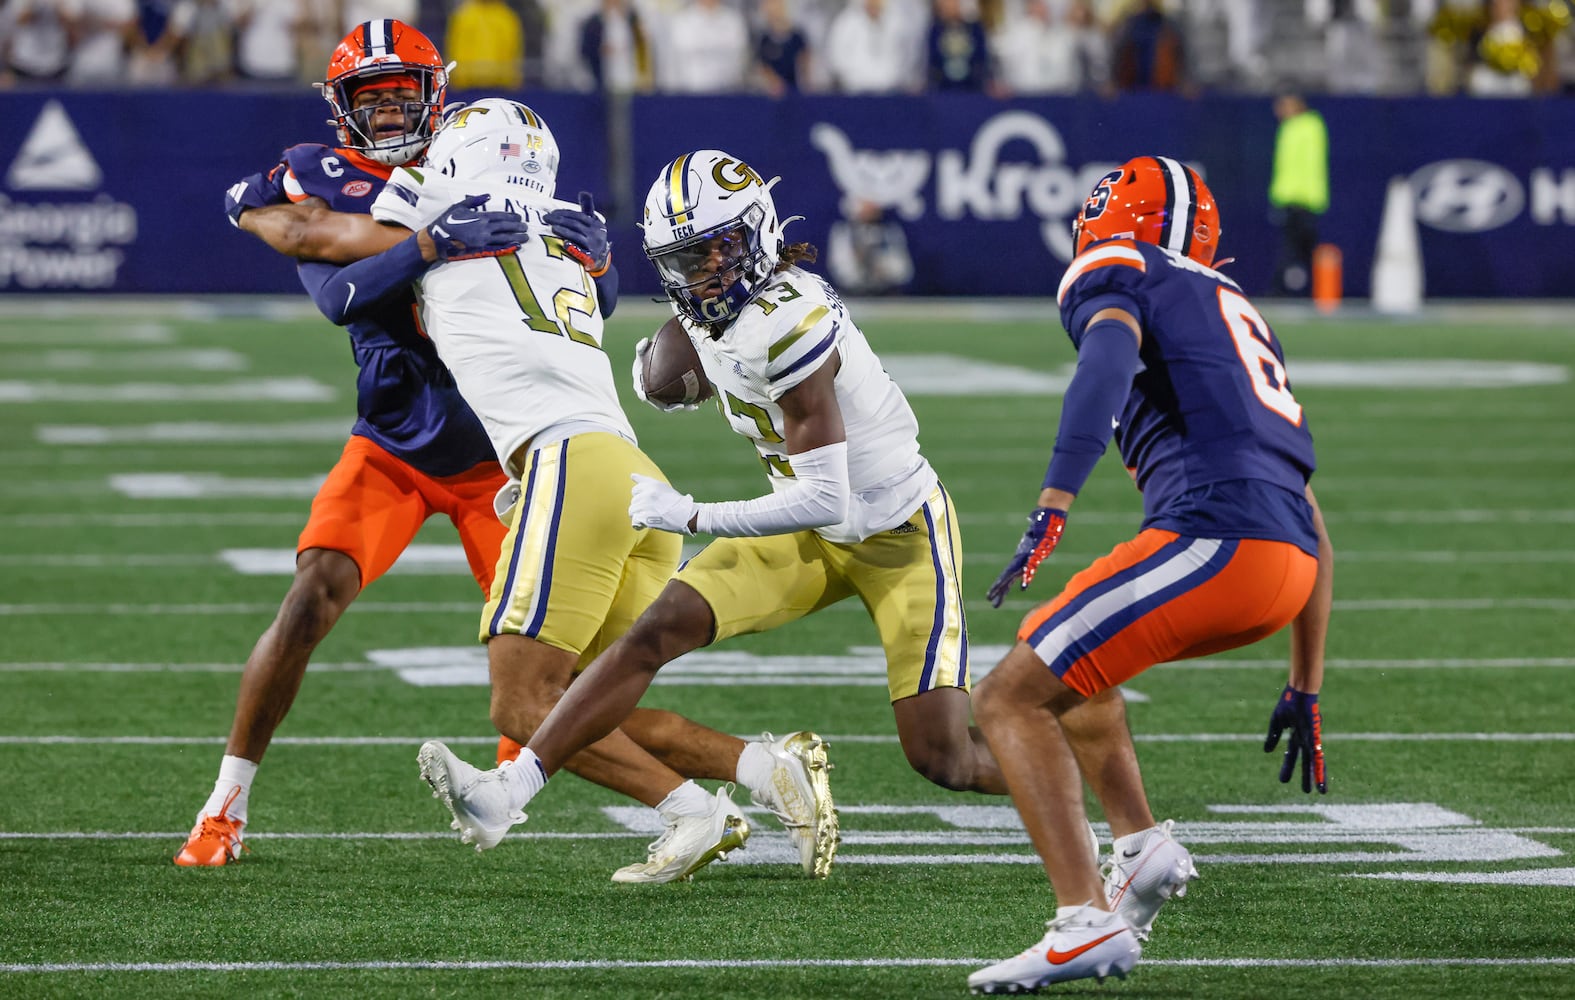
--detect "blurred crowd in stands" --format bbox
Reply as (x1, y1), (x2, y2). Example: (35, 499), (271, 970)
(2, 0), (1571, 97)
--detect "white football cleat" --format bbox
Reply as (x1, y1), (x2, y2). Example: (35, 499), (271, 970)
(417, 740), (525, 852)
(968, 904), (1140, 994)
(749, 731), (839, 878)
(1102, 819), (1198, 940)
(612, 784), (750, 884)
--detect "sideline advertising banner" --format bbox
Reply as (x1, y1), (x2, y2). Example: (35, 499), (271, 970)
(625, 94), (1575, 301)
(0, 91), (607, 295)
(1, 91), (1569, 298)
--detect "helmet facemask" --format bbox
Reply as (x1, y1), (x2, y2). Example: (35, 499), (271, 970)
(647, 202), (773, 326)
(320, 21), (448, 167)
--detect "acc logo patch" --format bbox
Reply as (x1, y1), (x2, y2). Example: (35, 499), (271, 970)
(341, 180), (374, 197)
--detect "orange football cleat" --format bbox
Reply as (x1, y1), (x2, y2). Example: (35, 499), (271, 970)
(173, 786), (249, 867)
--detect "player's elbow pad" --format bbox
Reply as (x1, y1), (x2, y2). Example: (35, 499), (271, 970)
(695, 441), (850, 537)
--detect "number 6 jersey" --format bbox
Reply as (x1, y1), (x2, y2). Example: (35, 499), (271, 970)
(1057, 238), (1319, 555)
(371, 167), (634, 477)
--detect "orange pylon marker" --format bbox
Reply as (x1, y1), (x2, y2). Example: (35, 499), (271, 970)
(1312, 243), (1342, 314)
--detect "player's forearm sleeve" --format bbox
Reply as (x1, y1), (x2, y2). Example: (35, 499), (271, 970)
(694, 442), (850, 537)
(299, 234), (428, 326)
(594, 262), (619, 318)
(1043, 319), (1140, 494)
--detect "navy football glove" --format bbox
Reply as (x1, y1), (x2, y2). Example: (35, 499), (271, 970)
(426, 194), (530, 261)
(986, 507), (1067, 608)
(1264, 684), (1327, 794)
(543, 192), (611, 274)
(224, 170), (279, 228)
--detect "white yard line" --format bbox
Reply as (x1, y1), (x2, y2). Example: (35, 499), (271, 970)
(0, 513), (306, 528)
(35, 418), (350, 445)
(3, 294), (1574, 325)
(961, 509), (1575, 527)
(3, 597), (1573, 615)
(0, 348), (249, 372)
(1, 733), (1571, 746)
(3, 509), (1571, 530)
(0, 377), (335, 404)
(2, 956), (1572, 975)
(12, 549), (1575, 572)
(0, 602), (480, 616)
(3, 656), (1573, 673)
(0, 323), (174, 345)
(0, 554), (217, 568)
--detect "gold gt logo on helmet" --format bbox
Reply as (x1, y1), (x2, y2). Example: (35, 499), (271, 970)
(712, 158), (763, 193)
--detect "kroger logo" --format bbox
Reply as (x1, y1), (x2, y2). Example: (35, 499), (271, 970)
(1409, 159), (1524, 233)
(810, 111), (1118, 261)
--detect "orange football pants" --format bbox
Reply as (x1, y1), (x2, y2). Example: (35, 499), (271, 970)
(297, 435), (509, 593)
(1017, 529), (1317, 697)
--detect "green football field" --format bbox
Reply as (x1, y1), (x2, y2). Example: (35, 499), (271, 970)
(1, 297), (1572, 999)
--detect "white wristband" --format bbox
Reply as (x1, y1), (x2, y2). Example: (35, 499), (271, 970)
(694, 441), (850, 537)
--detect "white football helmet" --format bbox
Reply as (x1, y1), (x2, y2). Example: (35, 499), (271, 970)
(642, 149), (785, 326)
(425, 99), (559, 196)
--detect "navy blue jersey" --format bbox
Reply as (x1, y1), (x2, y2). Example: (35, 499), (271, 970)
(269, 143), (495, 478)
(1057, 239), (1318, 555)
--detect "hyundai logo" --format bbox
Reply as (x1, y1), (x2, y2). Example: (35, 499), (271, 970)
(1409, 159), (1524, 233)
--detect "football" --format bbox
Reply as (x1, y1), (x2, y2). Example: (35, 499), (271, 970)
(642, 316), (714, 408)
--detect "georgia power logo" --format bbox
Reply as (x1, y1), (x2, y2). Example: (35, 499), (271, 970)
(1, 99), (137, 289)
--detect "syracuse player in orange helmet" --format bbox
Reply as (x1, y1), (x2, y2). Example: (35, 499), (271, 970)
(319, 18), (449, 168)
(174, 20), (529, 868)
(187, 25), (835, 885)
(966, 156), (1334, 992)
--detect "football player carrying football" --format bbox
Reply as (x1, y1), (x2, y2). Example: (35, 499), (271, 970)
(428, 149), (1015, 856)
(174, 19), (522, 868)
(966, 156), (1334, 993)
(267, 104), (824, 885)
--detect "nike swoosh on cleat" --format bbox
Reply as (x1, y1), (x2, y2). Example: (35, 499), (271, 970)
(1045, 929), (1128, 965)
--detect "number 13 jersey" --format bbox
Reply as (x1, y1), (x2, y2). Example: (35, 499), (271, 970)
(371, 167), (633, 477)
(1057, 238), (1318, 555)
(678, 266), (937, 545)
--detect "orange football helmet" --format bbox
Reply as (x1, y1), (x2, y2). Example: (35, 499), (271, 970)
(1072, 156), (1221, 267)
(320, 19), (448, 167)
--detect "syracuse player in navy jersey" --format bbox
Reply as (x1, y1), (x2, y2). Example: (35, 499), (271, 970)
(966, 157), (1334, 993)
(174, 20), (531, 867)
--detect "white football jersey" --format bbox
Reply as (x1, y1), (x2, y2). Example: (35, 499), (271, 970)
(682, 267), (936, 544)
(372, 167), (634, 477)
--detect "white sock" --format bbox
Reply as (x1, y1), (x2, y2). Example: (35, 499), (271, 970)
(1057, 902), (1114, 921)
(656, 779), (713, 819)
(735, 740), (774, 800)
(502, 747), (548, 808)
(1111, 823), (1160, 856)
(201, 755), (259, 823)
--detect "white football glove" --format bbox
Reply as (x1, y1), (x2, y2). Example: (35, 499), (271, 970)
(629, 473), (696, 535)
(631, 337), (700, 413)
